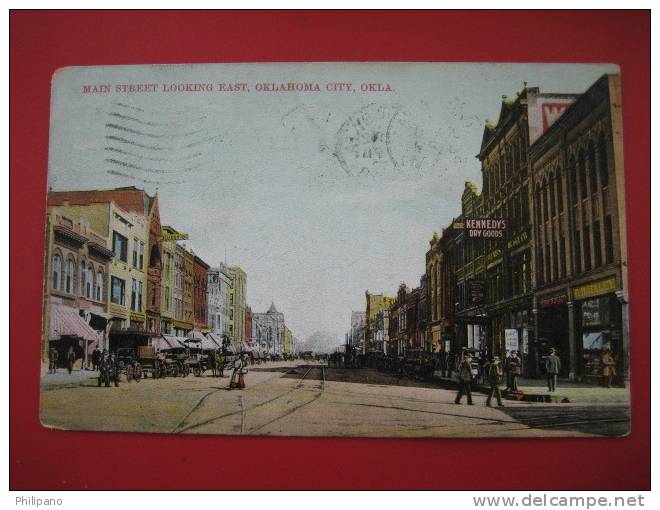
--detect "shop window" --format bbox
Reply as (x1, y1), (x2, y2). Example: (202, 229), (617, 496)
(598, 134), (609, 187)
(52, 253), (61, 290)
(605, 216), (614, 264)
(593, 221), (602, 267)
(111, 276), (125, 305)
(112, 231), (128, 262)
(583, 225), (592, 271)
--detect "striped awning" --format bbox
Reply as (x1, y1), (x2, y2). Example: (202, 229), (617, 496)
(154, 335), (185, 350)
(49, 304), (100, 342)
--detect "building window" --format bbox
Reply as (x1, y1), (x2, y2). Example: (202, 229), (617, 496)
(599, 134), (609, 187)
(588, 141), (598, 195)
(593, 221), (602, 267)
(550, 178), (556, 218)
(96, 269), (103, 301)
(131, 278), (143, 312)
(80, 260), (86, 296)
(605, 215), (614, 264)
(552, 240), (559, 281)
(139, 241), (145, 270)
(86, 265), (93, 299)
(574, 230), (582, 274)
(52, 253), (61, 290)
(569, 157), (578, 206)
(111, 276), (125, 305)
(113, 231), (128, 262)
(557, 173), (564, 213)
(583, 225), (592, 271)
(560, 237), (567, 278)
(65, 257), (75, 293)
(133, 238), (139, 267)
(578, 149), (588, 199)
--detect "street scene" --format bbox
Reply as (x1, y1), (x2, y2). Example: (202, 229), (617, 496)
(40, 63), (630, 437)
(40, 360), (629, 437)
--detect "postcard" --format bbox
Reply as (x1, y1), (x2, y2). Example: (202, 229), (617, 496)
(40, 62), (630, 437)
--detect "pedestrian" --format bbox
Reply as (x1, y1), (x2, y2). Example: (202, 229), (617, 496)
(229, 355), (242, 389)
(215, 350), (224, 377)
(49, 347), (59, 374)
(92, 347), (101, 371)
(454, 352), (474, 405)
(506, 351), (522, 392)
(208, 351), (216, 377)
(545, 348), (561, 392)
(601, 349), (617, 388)
(109, 351), (120, 387)
(237, 354), (248, 389)
(485, 356), (504, 407)
(66, 346), (75, 374)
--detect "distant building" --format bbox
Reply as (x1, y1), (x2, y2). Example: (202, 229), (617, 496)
(364, 291), (395, 353)
(159, 226), (179, 334)
(252, 302), (285, 354)
(348, 311), (366, 352)
(193, 255), (210, 331)
(245, 306), (253, 347)
(228, 266), (247, 350)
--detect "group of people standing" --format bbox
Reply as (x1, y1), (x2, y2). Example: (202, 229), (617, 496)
(454, 350), (508, 407)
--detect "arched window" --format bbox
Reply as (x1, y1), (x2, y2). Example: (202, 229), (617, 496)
(578, 148), (587, 199)
(65, 257), (75, 294)
(96, 269), (103, 301)
(52, 253), (61, 290)
(80, 259), (86, 296)
(86, 265), (94, 299)
(588, 140), (597, 195)
(556, 169), (564, 213)
(550, 173), (556, 218)
(149, 243), (161, 269)
(598, 133), (609, 187)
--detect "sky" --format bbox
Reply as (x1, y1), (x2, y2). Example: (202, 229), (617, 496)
(47, 62), (618, 343)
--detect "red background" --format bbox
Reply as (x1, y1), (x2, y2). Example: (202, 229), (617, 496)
(10, 10), (650, 490)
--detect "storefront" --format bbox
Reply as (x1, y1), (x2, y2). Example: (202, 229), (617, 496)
(572, 276), (624, 385)
(48, 303), (100, 368)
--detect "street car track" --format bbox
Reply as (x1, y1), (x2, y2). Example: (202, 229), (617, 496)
(173, 364), (325, 434)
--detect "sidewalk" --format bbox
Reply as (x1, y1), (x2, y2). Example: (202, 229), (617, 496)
(432, 371), (629, 404)
(41, 368), (99, 388)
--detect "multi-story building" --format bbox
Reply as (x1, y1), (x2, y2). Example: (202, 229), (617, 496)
(228, 265), (247, 350)
(364, 291), (395, 353)
(245, 306), (253, 347)
(145, 195), (163, 336)
(283, 325), (294, 354)
(47, 188), (154, 350)
(173, 243), (194, 336)
(529, 74), (628, 384)
(426, 224), (456, 354)
(192, 254), (209, 331)
(159, 226), (179, 334)
(42, 207), (114, 372)
(252, 302), (285, 354)
(207, 262), (231, 340)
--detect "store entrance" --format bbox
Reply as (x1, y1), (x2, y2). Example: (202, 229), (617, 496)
(537, 305), (570, 377)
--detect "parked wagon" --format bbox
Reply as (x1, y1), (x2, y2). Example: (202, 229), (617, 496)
(136, 345), (163, 379)
(115, 347), (143, 382)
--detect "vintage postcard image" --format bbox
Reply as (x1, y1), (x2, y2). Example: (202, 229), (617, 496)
(40, 62), (630, 437)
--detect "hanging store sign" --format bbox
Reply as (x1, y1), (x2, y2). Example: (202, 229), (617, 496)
(507, 230), (529, 250)
(468, 279), (486, 304)
(572, 277), (617, 301)
(539, 293), (568, 308)
(161, 230), (189, 241)
(463, 217), (507, 239)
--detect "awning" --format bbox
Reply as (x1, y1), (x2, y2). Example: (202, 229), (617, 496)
(154, 335), (185, 350)
(49, 304), (100, 342)
(206, 332), (224, 347)
(240, 342), (253, 353)
(185, 331), (218, 351)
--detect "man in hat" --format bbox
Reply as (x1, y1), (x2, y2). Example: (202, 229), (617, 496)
(545, 348), (561, 392)
(486, 356), (504, 407)
(454, 351), (474, 405)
